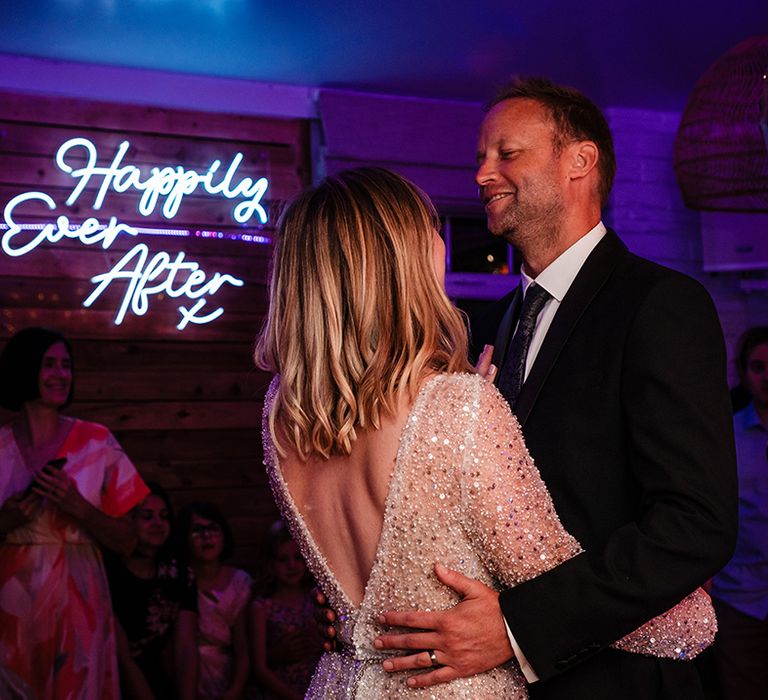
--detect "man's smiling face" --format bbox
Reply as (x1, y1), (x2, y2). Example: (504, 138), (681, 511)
(475, 97), (569, 251)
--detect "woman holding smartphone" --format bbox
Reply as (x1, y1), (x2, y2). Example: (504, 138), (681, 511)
(0, 327), (149, 700)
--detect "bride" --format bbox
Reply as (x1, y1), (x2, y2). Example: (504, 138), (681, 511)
(254, 167), (715, 698)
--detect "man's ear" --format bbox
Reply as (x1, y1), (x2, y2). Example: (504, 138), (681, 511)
(568, 141), (599, 181)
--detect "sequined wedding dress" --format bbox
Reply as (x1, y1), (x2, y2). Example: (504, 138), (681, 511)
(263, 373), (716, 699)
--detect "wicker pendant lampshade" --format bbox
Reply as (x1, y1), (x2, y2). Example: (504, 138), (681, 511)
(674, 36), (768, 212)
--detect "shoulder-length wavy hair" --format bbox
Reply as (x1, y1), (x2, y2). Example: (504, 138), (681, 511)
(254, 167), (472, 460)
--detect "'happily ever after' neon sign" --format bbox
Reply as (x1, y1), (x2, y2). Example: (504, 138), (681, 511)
(1, 137), (270, 330)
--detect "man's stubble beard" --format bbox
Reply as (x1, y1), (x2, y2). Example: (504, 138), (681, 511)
(489, 196), (566, 266)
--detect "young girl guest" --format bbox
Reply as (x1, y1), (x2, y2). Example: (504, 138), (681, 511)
(248, 520), (321, 700)
(105, 483), (199, 700)
(178, 501), (251, 700)
(0, 327), (149, 700)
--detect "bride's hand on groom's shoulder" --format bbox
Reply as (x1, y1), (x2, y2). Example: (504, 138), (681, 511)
(374, 564), (513, 688)
(475, 345), (497, 381)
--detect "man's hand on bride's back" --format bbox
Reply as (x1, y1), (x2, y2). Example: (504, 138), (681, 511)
(374, 564), (513, 688)
(313, 589), (339, 652)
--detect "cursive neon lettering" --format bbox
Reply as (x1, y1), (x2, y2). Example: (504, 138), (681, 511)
(85, 244), (147, 325)
(2, 135), (259, 331)
(177, 300), (225, 330)
(83, 243), (244, 327)
(233, 177), (269, 223)
(2, 192), (137, 257)
(53, 137), (269, 223)
(56, 137), (100, 206)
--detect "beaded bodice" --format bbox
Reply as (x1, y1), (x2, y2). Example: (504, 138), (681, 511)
(262, 373), (716, 698)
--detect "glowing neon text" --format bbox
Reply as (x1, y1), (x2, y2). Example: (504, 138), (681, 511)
(2, 192), (137, 256)
(2, 144), (249, 330)
(84, 243), (244, 330)
(56, 137), (269, 223)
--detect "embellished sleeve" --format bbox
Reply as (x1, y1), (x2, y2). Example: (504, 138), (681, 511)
(610, 587), (716, 659)
(461, 379), (716, 660)
(100, 430), (150, 518)
(459, 379), (582, 587)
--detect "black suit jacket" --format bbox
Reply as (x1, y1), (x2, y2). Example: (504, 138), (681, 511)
(474, 230), (738, 696)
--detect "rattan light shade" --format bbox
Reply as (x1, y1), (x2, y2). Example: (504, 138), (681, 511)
(674, 36), (768, 212)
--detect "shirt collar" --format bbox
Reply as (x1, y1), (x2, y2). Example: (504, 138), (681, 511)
(737, 402), (766, 431)
(521, 222), (607, 301)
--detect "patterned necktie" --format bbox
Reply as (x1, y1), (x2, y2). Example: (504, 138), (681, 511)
(498, 283), (552, 408)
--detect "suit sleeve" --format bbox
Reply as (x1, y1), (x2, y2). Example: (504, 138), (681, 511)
(498, 274), (738, 680)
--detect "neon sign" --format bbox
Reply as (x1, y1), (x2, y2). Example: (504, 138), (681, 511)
(55, 138), (269, 223)
(1, 137), (271, 330)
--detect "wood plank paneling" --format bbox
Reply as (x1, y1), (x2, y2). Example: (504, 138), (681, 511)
(0, 123), (300, 165)
(0, 90), (307, 569)
(0, 308), (265, 341)
(0, 91), (306, 144)
(72, 340), (262, 370)
(75, 370), (264, 401)
(114, 429), (264, 463)
(72, 399), (261, 431)
(136, 457), (269, 490)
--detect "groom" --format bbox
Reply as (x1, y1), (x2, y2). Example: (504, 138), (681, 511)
(374, 77), (738, 698)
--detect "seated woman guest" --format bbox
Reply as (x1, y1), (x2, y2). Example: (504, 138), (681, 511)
(178, 501), (251, 700)
(0, 326), (149, 700)
(254, 167), (719, 698)
(106, 482), (199, 700)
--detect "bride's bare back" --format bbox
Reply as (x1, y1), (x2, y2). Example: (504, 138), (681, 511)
(276, 397), (411, 606)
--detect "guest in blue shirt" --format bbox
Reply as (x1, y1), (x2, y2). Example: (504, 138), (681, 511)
(710, 326), (768, 700)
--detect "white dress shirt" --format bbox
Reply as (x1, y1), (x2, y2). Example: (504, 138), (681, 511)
(504, 221), (607, 682)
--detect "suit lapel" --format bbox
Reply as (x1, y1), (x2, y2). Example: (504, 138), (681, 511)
(514, 230), (628, 426)
(491, 286), (522, 370)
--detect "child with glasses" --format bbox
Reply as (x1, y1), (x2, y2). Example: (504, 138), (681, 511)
(178, 501), (252, 700)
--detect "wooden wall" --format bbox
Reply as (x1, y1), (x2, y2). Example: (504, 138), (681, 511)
(318, 88), (483, 212)
(0, 90), (310, 565)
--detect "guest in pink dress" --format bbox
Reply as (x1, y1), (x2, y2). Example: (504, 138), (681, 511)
(0, 327), (149, 700)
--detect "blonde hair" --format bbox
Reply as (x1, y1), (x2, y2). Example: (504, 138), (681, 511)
(254, 167), (472, 460)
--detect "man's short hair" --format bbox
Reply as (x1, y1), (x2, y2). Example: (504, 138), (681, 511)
(488, 76), (616, 207)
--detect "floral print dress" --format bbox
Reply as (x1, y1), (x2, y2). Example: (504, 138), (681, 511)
(0, 420), (149, 700)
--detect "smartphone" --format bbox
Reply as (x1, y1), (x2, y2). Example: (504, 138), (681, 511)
(45, 457), (67, 471)
(22, 457), (67, 498)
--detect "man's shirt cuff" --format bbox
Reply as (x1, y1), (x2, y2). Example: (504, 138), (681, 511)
(505, 619), (539, 683)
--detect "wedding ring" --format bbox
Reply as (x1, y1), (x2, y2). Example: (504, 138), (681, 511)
(428, 649), (439, 667)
